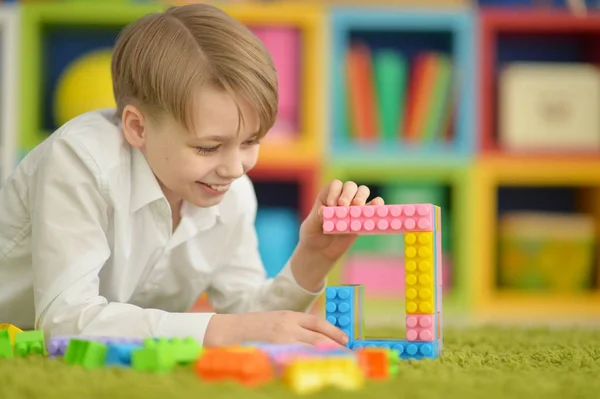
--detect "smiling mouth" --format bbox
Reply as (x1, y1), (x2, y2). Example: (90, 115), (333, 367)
(197, 182), (230, 192)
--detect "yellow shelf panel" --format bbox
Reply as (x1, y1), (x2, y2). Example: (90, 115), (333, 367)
(473, 157), (600, 321)
(257, 141), (320, 168)
(478, 156), (600, 185)
(475, 291), (600, 322)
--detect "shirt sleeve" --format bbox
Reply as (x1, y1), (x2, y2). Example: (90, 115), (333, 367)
(31, 137), (214, 344)
(205, 177), (324, 314)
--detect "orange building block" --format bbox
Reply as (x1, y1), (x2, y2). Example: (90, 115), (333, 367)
(356, 348), (391, 380)
(195, 348), (274, 387)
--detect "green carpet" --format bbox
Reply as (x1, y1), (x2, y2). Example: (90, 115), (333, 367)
(1, 326), (599, 399)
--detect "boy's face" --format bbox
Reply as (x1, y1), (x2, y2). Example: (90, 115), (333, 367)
(122, 86), (261, 209)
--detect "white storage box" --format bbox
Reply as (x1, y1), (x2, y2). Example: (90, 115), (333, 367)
(499, 62), (600, 151)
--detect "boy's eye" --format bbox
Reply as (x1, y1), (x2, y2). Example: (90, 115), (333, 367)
(244, 139), (261, 146)
(196, 145), (220, 154)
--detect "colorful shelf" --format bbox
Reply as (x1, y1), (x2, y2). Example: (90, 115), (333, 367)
(479, 8), (600, 156)
(473, 156), (600, 321)
(328, 7), (477, 164)
(18, 2), (325, 170)
(0, 4), (18, 181)
(3, 1), (600, 325)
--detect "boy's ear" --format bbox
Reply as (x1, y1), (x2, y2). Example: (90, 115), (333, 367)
(121, 105), (147, 149)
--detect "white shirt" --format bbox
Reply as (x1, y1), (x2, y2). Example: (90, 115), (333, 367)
(0, 109), (321, 343)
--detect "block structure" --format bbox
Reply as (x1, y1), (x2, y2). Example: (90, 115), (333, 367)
(324, 203), (443, 360)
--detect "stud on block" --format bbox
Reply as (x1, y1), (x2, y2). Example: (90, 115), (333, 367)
(322, 206), (351, 233)
(406, 314), (436, 342)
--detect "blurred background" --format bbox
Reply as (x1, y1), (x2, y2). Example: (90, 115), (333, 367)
(0, 0), (599, 334)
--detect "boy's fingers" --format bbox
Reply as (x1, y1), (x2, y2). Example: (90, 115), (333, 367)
(350, 185), (370, 206)
(338, 181), (358, 206)
(324, 179), (343, 207)
(367, 196), (385, 206)
(296, 329), (345, 348)
(300, 315), (349, 345)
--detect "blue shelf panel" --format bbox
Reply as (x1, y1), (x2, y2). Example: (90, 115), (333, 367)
(329, 142), (472, 166)
(328, 8), (477, 160)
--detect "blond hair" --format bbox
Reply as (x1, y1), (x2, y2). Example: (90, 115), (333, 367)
(111, 4), (278, 137)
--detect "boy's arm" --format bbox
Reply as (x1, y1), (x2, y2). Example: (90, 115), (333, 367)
(31, 138), (213, 342)
(206, 179), (324, 315)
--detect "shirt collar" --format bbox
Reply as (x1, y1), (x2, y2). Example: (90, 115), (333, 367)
(129, 146), (164, 214)
(129, 146), (227, 227)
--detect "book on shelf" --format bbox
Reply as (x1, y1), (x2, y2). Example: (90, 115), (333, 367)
(345, 41), (455, 146)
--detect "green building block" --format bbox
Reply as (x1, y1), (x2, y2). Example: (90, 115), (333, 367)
(64, 339), (108, 370)
(132, 343), (176, 373)
(163, 337), (203, 364)
(0, 330), (13, 359)
(14, 330), (45, 356)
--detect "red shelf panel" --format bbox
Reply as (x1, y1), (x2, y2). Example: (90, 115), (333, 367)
(479, 9), (600, 155)
(247, 163), (321, 219)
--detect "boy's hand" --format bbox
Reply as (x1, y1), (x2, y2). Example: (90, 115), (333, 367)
(204, 311), (349, 347)
(299, 180), (384, 262)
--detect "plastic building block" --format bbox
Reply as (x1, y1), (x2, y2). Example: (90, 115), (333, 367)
(406, 314), (436, 342)
(64, 339), (108, 369)
(283, 356), (364, 395)
(48, 335), (143, 357)
(323, 204), (437, 235)
(355, 347), (399, 380)
(14, 330), (45, 356)
(105, 343), (140, 367)
(351, 339), (439, 360)
(0, 330), (13, 358)
(195, 348), (274, 387)
(325, 285), (363, 345)
(150, 337), (203, 365)
(405, 232), (436, 314)
(0, 323), (23, 345)
(132, 342), (175, 373)
(322, 206), (351, 233)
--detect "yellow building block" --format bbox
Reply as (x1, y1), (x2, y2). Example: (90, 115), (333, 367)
(0, 323), (23, 346)
(404, 233), (435, 314)
(283, 357), (364, 395)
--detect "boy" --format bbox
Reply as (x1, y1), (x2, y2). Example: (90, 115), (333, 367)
(0, 4), (383, 347)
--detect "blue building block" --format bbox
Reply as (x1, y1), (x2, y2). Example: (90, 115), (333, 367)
(351, 339), (439, 360)
(325, 285), (362, 346)
(104, 343), (140, 367)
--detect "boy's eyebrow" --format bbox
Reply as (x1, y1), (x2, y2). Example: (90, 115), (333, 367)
(192, 134), (234, 142)
(190, 131), (260, 143)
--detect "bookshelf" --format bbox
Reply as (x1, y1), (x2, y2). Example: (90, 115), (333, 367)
(474, 157), (600, 321)
(328, 7), (477, 165)
(476, 8), (600, 322)
(0, 4), (18, 182)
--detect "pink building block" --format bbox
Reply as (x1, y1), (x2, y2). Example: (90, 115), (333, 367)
(322, 206), (351, 233)
(342, 255), (405, 296)
(406, 315), (435, 342)
(322, 204), (436, 234)
(251, 26), (299, 137)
